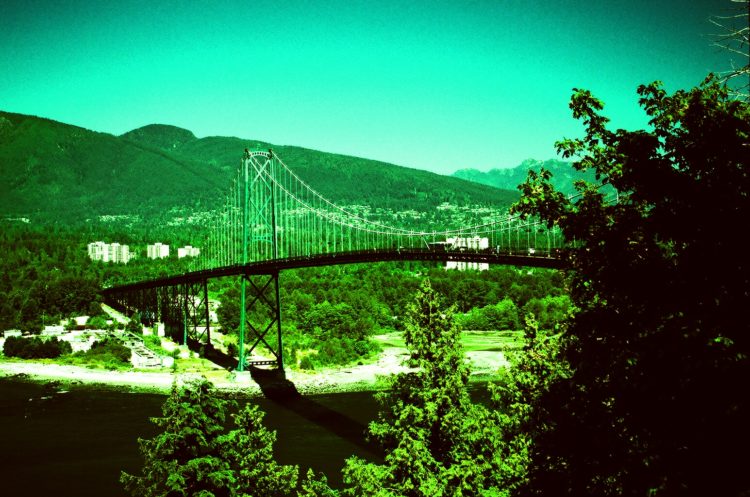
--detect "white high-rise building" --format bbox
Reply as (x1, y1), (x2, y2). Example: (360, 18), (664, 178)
(108, 243), (131, 264)
(177, 245), (201, 259)
(147, 243), (170, 259)
(446, 236), (489, 250)
(87, 241), (131, 264)
(88, 241), (106, 261)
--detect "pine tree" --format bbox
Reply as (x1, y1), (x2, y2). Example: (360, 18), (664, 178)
(339, 280), (523, 496)
(121, 378), (299, 497)
(219, 404), (298, 496)
(121, 379), (235, 497)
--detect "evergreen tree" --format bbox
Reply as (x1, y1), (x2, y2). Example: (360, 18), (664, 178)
(121, 379), (234, 497)
(338, 280), (523, 496)
(122, 378), (299, 497)
(219, 404), (299, 496)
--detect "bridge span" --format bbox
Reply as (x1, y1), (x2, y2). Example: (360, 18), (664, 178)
(103, 248), (566, 370)
(102, 149), (569, 370)
(104, 248), (565, 293)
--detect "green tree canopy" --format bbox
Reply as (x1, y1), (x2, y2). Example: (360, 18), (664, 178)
(511, 76), (750, 496)
(121, 379), (234, 497)
(121, 378), (298, 497)
(336, 280), (523, 496)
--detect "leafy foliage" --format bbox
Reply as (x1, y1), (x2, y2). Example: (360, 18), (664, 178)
(121, 378), (298, 497)
(87, 315), (109, 329)
(126, 313), (143, 334)
(456, 297), (521, 331)
(519, 295), (571, 330)
(88, 337), (131, 363)
(2, 335), (72, 359)
(511, 77), (750, 496)
(0, 224), (101, 331)
(56, 336), (132, 370)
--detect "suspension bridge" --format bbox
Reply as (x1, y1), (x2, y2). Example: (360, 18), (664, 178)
(103, 149), (567, 370)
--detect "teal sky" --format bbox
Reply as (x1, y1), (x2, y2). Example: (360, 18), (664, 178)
(0, 0), (741, 175)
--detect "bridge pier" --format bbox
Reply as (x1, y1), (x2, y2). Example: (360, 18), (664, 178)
(238, 270), (283, 371)
(182, 279), (211, 344)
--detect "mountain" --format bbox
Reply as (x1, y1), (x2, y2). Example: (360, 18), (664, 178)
(120, 124), (197, 151)
(453, 159), (598, 196)
(0, 112), (220, 222)
(0, 110), (519, 223)
(119, 125), (519, 212)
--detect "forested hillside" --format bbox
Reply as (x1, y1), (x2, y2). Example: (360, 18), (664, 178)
(121, 123), (518, 210)
(0, 112), (220, 221)
(0, 112), (518, 223)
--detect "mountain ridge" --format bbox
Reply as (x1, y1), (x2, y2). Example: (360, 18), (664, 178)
(0, 111), (519, 223)
(453, 158), (598, 196)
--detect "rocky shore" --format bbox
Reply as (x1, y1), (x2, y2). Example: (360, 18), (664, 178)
(0, 346), (506, 395)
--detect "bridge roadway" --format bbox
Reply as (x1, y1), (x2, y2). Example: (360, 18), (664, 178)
(102, 248), (566, 295)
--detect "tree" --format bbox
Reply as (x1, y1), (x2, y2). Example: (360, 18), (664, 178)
(217, 286), (241, 335)
(219, 404), (299, 496)
(521, 295), (571, 330)
(485, 298), (521, 330)
(126, 313), (143, 334)
(511, 77), (750, 496)
(121, 378), (299, 497)
(710, 0), (749, 100)
(3, 336), (72, 359)
(88, 301), (104, 317)
(337, 280), (523, 496)
(121, 379), (234, 497)
(489, 315), (571, 496)
(87, 315), (109, 330)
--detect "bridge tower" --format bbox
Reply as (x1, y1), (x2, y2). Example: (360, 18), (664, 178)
(238, 149), (284, 370)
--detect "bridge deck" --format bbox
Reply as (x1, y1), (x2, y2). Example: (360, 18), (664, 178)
(103, 248), (566, 294)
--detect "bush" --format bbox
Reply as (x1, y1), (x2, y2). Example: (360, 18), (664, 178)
(457, 298), (521, 331)
(3, 336), (72, 359)
(126, 314), (142, 334)
(60, 337), (132, 370)
(89, 338), (131, 363)
(522, 295), (571, 329)
(87, 302), (104, 317)
(87, 315), (109, 330)
(143, 334), (169, 355)
(299, 355), (315, 370)
(226, 342), (238, 357)
(311, 336), (380, 366)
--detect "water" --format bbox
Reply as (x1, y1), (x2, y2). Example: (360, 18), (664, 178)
(0, 377), (493, 496)
(0, 378), (382, 497)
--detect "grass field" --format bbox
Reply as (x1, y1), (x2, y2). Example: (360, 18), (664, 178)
(373, 329), (524, 353)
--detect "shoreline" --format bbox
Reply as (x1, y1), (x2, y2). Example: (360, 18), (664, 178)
(0, 361), (388, 396)
(0, 346), (506, 396)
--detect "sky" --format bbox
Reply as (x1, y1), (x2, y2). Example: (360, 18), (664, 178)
(0, 0), (742, 175)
